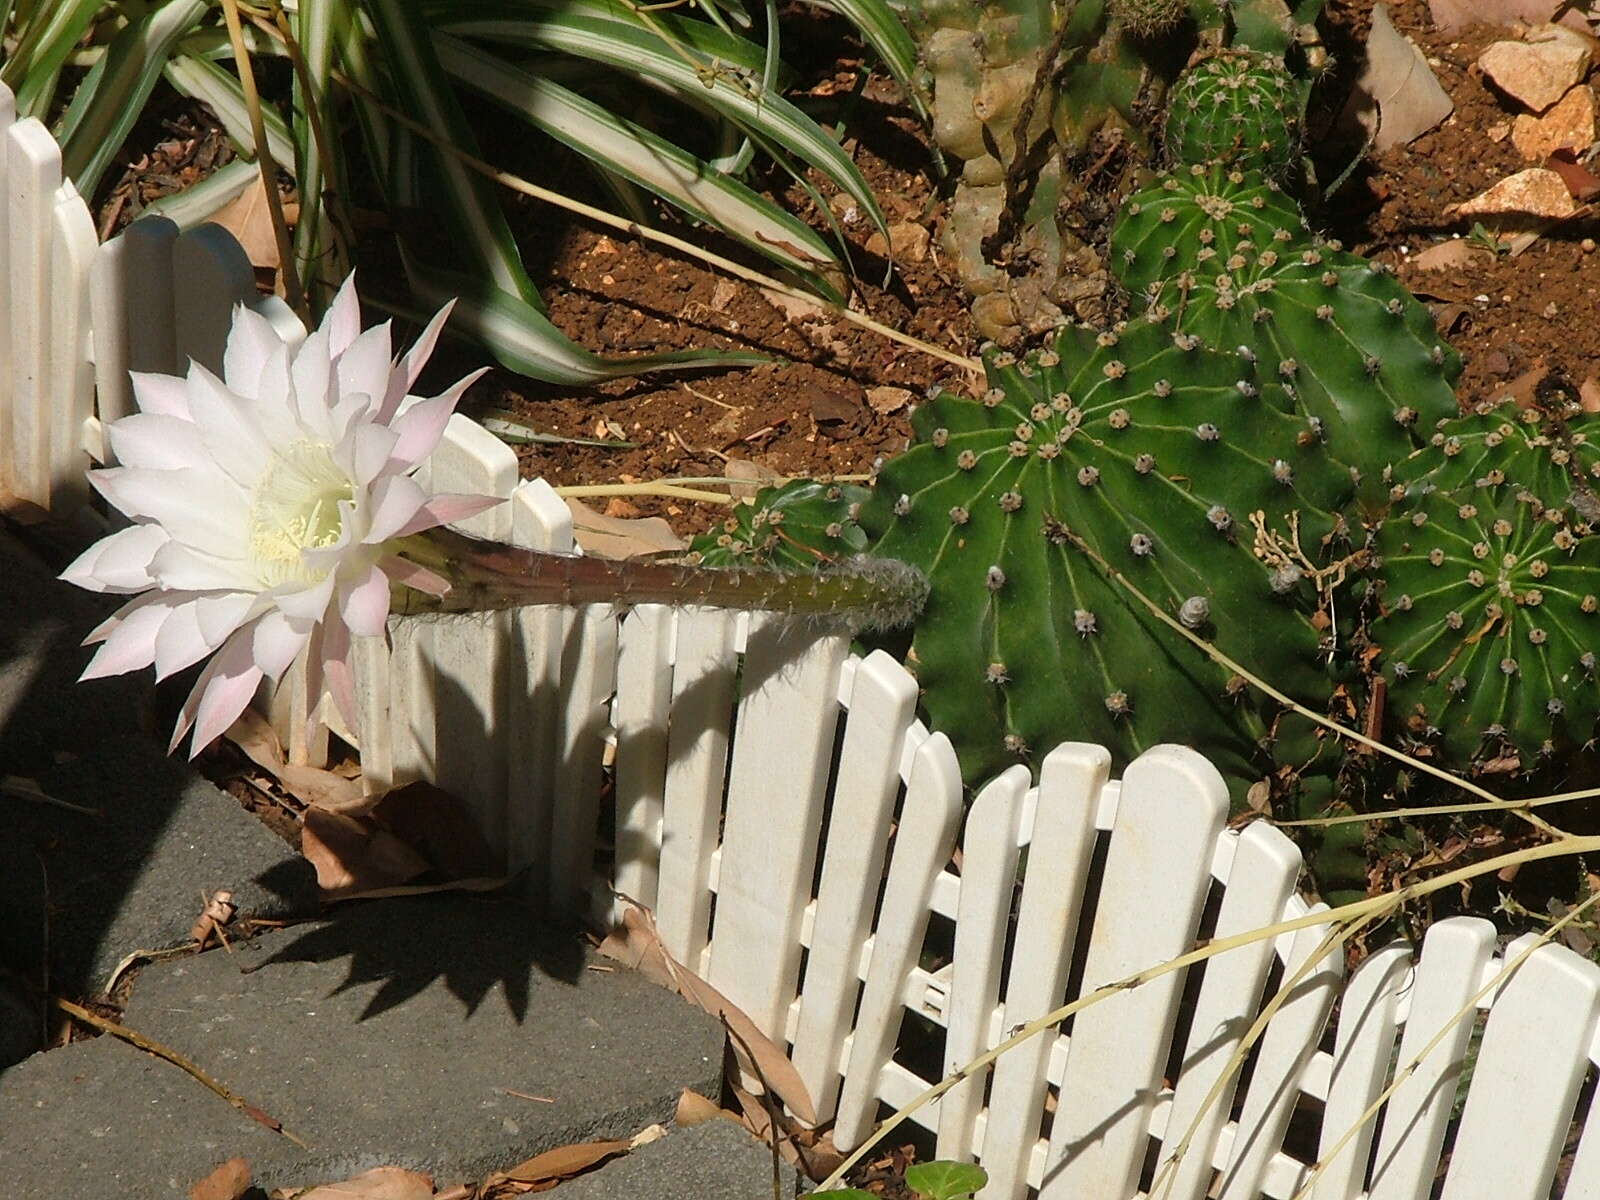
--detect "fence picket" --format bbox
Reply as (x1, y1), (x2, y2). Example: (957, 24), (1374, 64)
(977, 743), (1109, 1197)
(654, 607), (740, 967)
(1439, 937), (1600, 1200)
(1367, 917), (1497, 1200)
(1313, 943), (1412, 1200)
(1218, 908), (1344, 1200)
(505, 478), (573, 892)
(706, 614), (849, 1036)
(935, 766), (1028, 1164)
(790, 649), (921, 1124)
(91, 216), (180, 451)
(612, 604), (675, 921)
(1040, 745), (1229, 1200)
(1157, 822), (1303, 1200)
(47, 182), (97, 511)
(172, 224), (256, 376)
(0, 86), (13, 463)
(5, 116), (61, 508)
(547, 604), (618, 918)
(833, 732), (965, 1145)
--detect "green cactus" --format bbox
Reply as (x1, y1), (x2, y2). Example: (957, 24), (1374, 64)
(1110, 0), (1189, 37)
(690, 480), (869, 569)
(1110, 166), (1462, 479)
(857, 318), (1354, 785)
(1162, 50), (1303, 178)
(1371, 402), (1600, 771)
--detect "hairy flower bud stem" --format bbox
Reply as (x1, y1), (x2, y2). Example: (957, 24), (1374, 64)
(390, 527), (930, 633)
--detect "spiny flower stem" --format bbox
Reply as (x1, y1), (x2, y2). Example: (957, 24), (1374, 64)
(391, 528), (929, 633)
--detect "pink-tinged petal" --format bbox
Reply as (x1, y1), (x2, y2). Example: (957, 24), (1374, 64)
(223, 303), (300, 399)
(272, 572), (337, 622)
(377, 299), (455, 424)
(339, 564), (391, 638)
(379, 554), (451, 597)
(93, 467), (250, 560)
(392, 492), (502, 538)
(386, 370), (487, 470)
(182, 632), (266, 757)
(345, 422), (400, 489)
(327, 389), (373, 451)
(319, 608), (359, 735)
(130, 371), (191, 418)
(185, 362), (272, 487)
(321, 272), (363, 357)
(290, 325), (335, 439)
(105, 412), (206, 471)
(251, 609), (312, 680)
(80, 596), (175, 679)
(59, 524), (169, 593)
(84, 592), (167, 646)
(250, 341), (302, 447)
(148, 541), (258, 592)
(362, 475), (428, 544)
(193, 590), (259, 648)
(153, 600), (213, 680)
(335, 323), (394, 408)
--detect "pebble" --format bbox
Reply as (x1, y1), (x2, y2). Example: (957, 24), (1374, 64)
(1457, 168), (1579, 221)
(1479, 28), (1592, 113)
(1511, 85), (1597, 160)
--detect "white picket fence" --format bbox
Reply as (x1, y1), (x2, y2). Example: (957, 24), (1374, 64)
(8, 77), (1600, 1200)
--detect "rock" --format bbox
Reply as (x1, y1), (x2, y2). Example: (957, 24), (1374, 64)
(1457, 168), (1579, 224)
(1512, 85), (1596, 159)
(1487, 121), (1512, 142)
(1479, 31), (1591, 113)
(864, 221), (931, 262)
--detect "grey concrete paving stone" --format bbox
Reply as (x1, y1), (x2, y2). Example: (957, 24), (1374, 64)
(0, 895), (724, 1198)
(552, 1119), (809, 1200)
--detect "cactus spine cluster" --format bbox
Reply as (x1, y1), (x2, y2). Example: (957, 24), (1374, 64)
(1161, 50), (1303, 179)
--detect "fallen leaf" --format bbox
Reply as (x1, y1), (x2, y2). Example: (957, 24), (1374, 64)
(810, 387), (863, 425)
(1545, 147), (1600, 199)
(866, 385), (914, 415)
(1492, 363), (1547, 408)
(368, 781), (504, 881)
(565, 497), (686, 560)
(1409, 240), (1488, 270)
(1345, 5), (1454, 151)
(1581, 376), (1600, 411)
(226, 709), (365, 813)
(188, 890), (237, 949)
(301, 806), (432, 898)
(479, 1137), (633, 1195)
(723, 457), (784, 501)
(674, 1088), (744, 1128)
(598, 903), (818, 1125)
(189, 1157), (252, 1200)
(296, 1166), (435, 1199)
(209, 176), (299, 271)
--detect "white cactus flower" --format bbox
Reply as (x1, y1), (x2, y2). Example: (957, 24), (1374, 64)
(61, 275), (496, 756)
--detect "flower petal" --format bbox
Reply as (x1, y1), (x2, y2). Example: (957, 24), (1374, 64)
(336, 323), (394, 410)
(319, 607), (359, 735)
(392, 492), (502, 538)
(251, 609), (313, 681)
(321, 272), (363, 358)
(272, 572), (337, 622)
(290, 325), (335, 440)
(224, 303), (301, 400)
(106, 412), (206, 471)
(186, 363), (272, 487)
(80, 595), (176, 679)
(93, 467), (250, 560)
(377, 299), (455, 424)
(130, 371), (191, 419)
(345, 422), (400, 489)
(362, 475), (428, 545)
(387, 370), (487, 470)
(180, 631), (266, 757)
(339, 564), (391, 638)
(194, 590), (260, 648)
(59, 524), (169, 593)
(380, 554), (451, 597)
(153, 600), (214, 680)
(149, 540), (259, 592)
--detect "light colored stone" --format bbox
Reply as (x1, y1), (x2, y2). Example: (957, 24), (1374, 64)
(1457, 167), (1578, 222)
(1487, 121), (1512, 142)
(866, 385), (914, 415)
(1479, 34), (1591, 113)
(1512, 85), (1597, 159)
(865, 220), (932, 262)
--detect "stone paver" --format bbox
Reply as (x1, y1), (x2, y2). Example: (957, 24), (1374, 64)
(553, 1119), (809, 1199)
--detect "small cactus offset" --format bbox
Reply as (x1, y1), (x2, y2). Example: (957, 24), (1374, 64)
(858, 319), (1353, 785)
(1162, 50), (1303, 179)
(1110, 167), (1462, 477)
(1371, 401), (1600, 771)
(690, 479), (869, 569)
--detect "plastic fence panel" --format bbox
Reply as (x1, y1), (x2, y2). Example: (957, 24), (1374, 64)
(1367, 917), (1497, 1200)
(653, 606), (740, 968)
(935, 766), (1027, 1164)
(0, 85), (13, 464)
(975, 743), (1108, 1197)
(612, 604), (674, 922)
(706, 613), (850, 1037)
(790, 650), (921, 1124)
(833, 733), (965, 1144)
(172, 224), (257, 376)
(5, 116), (60, 508)
(91, 216), (180, 446)
(505, 478), (574, 894)
(1440, 937), (1600, 1200)
(547, 601), (618, 919)
(1039, 746), (1230, 1200)
(1157, 822), (1303, 1200)
(47, 181), (97, 511)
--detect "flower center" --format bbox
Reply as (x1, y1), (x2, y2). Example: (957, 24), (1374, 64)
(249, 440), (354, 587)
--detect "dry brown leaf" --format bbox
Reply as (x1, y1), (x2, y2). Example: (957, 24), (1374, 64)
(1546, 148), (1600, 199)
(1492, 364), (1547, 408)
(301, 806), (432, 898)
(1409, 240), (1488, 271)
(565, 497), (686, 559)
(598, 903), (818, 1125)
(296, 1167), (435, 1200)
(481, 1136), (633, 1194)
(189, 1157), (252, 1200)
(674, 1088), (744, 1128)
(866, 385), (915, 415)
(367, 781), (504, 880)
(1580, 376), (1600, 411)
(209, 176), (300, 271)
(723, 457), (784, 501)
(1346, 5), (1454, 150)
(188, 890), (238, 949)
(226, 709), (365, 813)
